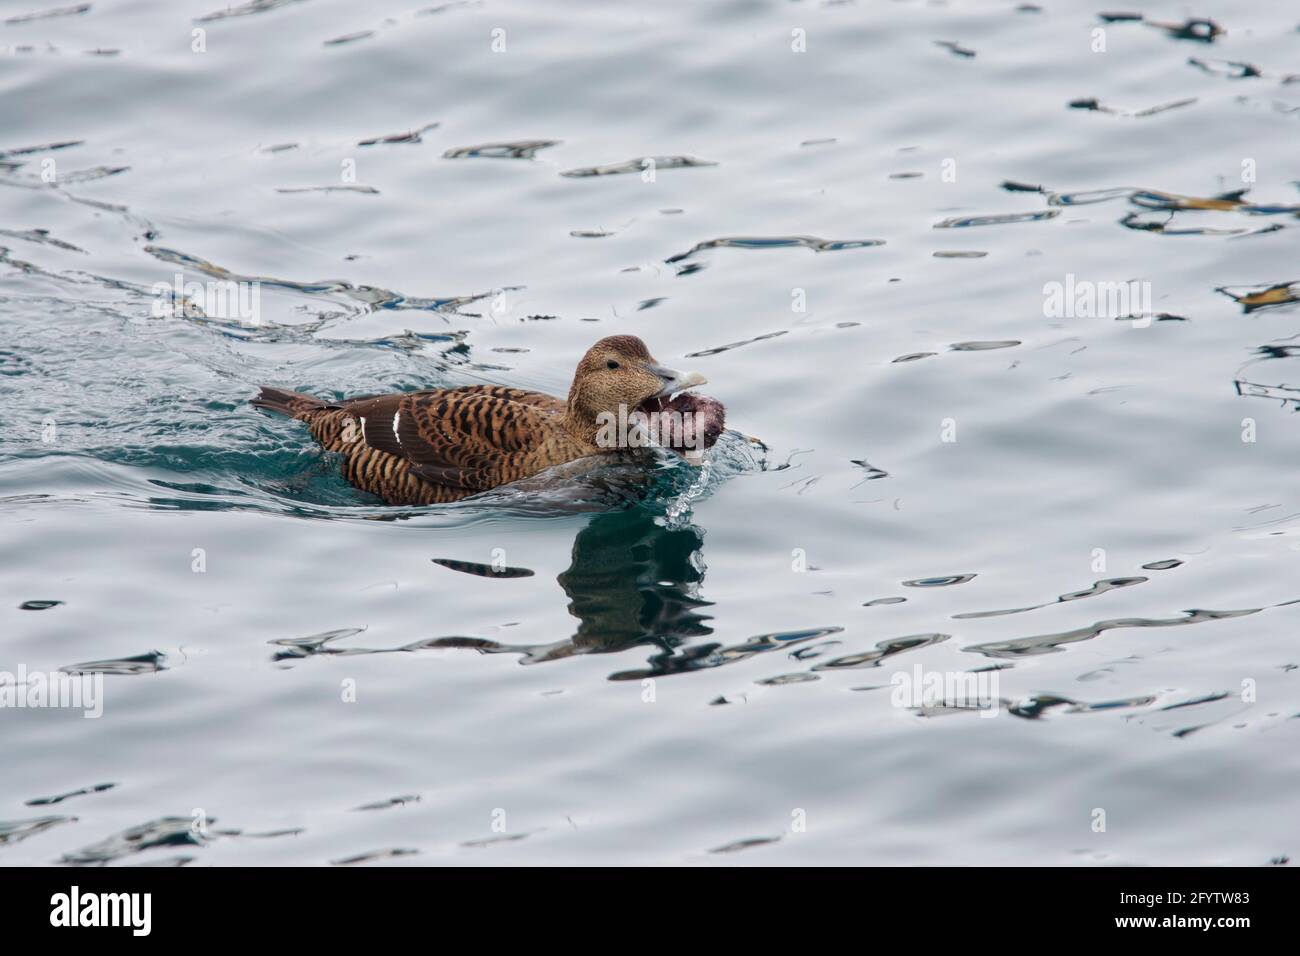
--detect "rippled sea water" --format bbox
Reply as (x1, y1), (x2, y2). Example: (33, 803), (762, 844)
(2, 0), (1299, 866)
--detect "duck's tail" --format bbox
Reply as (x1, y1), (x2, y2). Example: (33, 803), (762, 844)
(250, 386), (327, 419)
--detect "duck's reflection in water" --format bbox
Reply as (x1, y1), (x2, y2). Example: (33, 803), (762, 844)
(535, 508), (714, 663)
(425, 509), (713, 667)
(270, 509), (714, 669)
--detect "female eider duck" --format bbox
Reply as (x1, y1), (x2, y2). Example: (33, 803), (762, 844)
(251, 335), (725, 506)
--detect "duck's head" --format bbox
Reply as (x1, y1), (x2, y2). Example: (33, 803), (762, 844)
(566, 335), (722, 454)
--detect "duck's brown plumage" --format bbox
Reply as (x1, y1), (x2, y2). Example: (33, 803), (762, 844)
(251, 335), (724, 505)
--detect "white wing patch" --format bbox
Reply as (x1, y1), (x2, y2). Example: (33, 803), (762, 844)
(392, 410), (402, 446)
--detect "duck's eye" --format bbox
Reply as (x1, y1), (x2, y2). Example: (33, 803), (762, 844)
(606, 360), (620, 370)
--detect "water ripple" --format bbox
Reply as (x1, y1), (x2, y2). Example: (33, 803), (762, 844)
(667, 235), (884, 264)
(561, 155), (716, 178)
(444, 140), (561, 160)
(964, 607), (1265, 659)
(953, 576), (1148, 620)
(607, 626), (843, 681)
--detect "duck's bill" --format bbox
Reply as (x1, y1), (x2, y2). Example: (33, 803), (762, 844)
(649, 364), (708, 397)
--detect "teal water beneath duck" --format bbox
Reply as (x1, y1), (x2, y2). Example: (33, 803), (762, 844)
(2, 0), (1299, 866)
